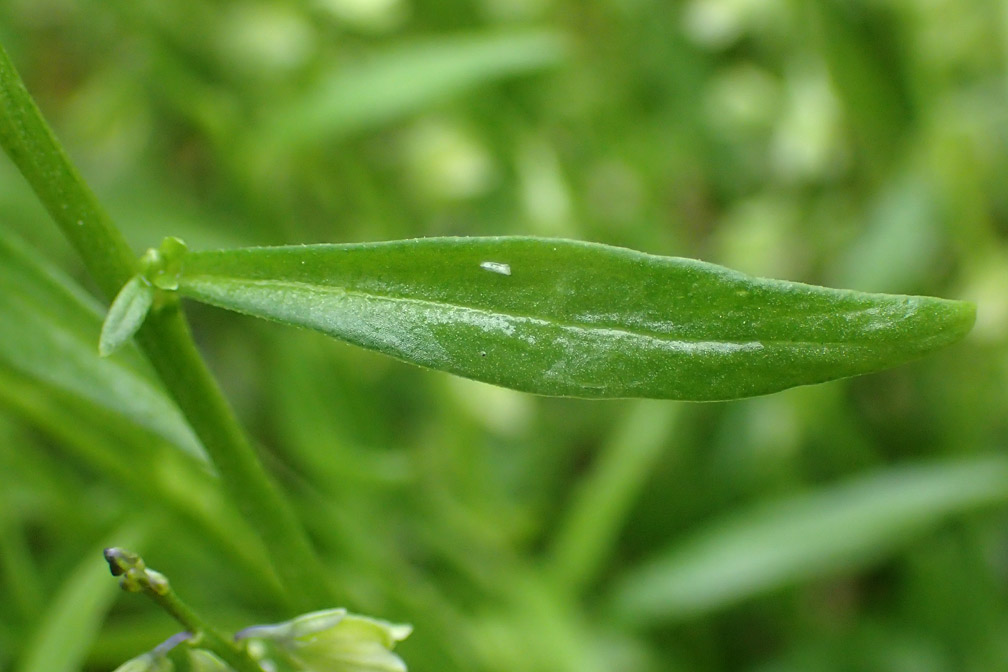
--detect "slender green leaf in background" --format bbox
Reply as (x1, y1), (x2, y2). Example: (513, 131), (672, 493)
(0, 496), (45, 622)
(0, 233), (281, 601)
(16, 522), (145, 672)
(611, 456), (1008, 622)
(0, 365), (283, 601)
(175, 237), (975, 400)
(811, 0), (914, 169)
(257, 31), (566, 148)
(0, 232), (204, 460)
(547, 401), (678, 595)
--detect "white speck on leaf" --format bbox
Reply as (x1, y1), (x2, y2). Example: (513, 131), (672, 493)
(480, 261), (511, 276)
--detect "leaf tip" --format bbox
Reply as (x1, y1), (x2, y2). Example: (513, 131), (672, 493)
(959, 299), (977, 330)
(935, 297), (977, 345)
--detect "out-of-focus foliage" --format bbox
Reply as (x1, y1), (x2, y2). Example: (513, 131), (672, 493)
(0, 1), (1006, 671)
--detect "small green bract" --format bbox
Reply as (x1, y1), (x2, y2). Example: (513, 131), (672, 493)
(99, 275), (154, 357)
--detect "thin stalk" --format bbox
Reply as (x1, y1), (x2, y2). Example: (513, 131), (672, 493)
(104, 549), (262, 672)
(149, 590), (260, 672)
(0, 40), (328, 609)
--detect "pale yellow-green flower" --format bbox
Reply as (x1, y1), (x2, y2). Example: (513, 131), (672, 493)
(112, 653), (172, 672)
(110, 635), (230, 672)
(237, 608), (412, 672)
(184, 649), (232, 672)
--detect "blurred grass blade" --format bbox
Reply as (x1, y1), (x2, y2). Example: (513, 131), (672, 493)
(259, 31), (565, 147)
(610, 457), (1008, 622)
(547, 401), (678, 595)
(0, 506), (45, 621)
(176, 237), (975, 400)
(100, 275), (154, 357)
(16, 522), (145, 672)
(811, 0), (914, 169)
(0, 366), (283, 600)
(0, 232), (204, 460)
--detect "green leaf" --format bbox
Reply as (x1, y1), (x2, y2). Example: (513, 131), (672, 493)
(100, 275), (155, 357)
(609, 457), (1008, 622)
(17, 523), (146, 672)
(258, 30), (566, 148)
(175, 237), (975, 401)
(0, 232), (204, 459)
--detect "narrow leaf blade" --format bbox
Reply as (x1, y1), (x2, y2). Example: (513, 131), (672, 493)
(261, 31), (565, 147)
(176, 237), (975, 401)
(17, 523), (146, 672)
(0, 232), (205, 459)
(609, 457), (1008, 622)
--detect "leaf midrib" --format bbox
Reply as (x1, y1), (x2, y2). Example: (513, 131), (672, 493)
(179, 275), (906, 351)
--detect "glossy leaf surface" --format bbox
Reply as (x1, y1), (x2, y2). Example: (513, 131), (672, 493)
(176, 237), (975, 400)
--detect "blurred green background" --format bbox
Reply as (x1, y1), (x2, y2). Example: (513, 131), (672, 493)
(2, 0), (1008, 671)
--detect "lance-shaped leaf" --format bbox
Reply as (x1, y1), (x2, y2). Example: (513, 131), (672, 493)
(174, 237), (975, 400)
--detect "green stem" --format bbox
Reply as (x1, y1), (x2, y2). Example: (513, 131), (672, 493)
(0, 41), (327, 609)
(0, 46), (135, 298)
(104, 549), (263, 672)
(154, 590), (262, 672)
